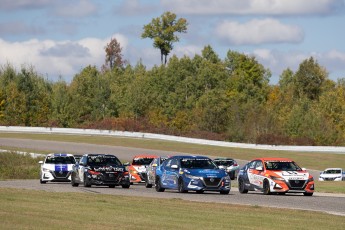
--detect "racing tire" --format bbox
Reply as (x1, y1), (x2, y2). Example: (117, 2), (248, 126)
(230, 171), (236, 180)
(238, 178), (248, 194)
(155, 176), (165, 192)
(145, 175), (153, 188)
(83, 174), (92, 187)
(263, 180), (271, 195)
(71, 176), (79, 187)
(178, 178), (188, 193)
(40, 179), (46, 184)
(220, 190), (230, 195)
(122, 184), (130, 189)
(109, 185), (115, 188)
(303, 192), (313, 196)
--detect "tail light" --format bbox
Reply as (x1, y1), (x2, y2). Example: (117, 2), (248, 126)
(88, 170), (101, 175)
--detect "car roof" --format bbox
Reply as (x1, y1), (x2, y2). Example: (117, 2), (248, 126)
(47, 153), (74, 157)
(214, 158), (235, 160)
(172, 155), (210, 159)
(133, 154), (159, 158)
(252, 157), (294, 162)
(324, 168), (342, 170)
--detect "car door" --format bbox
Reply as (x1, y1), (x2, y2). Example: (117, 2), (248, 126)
(76, 156), (87, 183)
(161, 158), (179, 189)
(248, 160), (263, 188)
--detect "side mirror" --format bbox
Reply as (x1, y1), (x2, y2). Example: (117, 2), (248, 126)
(38, 161), (43, 164)
(171, 165), (178, 169)
(123, 162), (130, 166)
(256, 166), (263, 171)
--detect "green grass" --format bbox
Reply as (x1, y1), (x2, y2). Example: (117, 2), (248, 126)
(315, 181), (345, 193)
(0, 188), (344, 230)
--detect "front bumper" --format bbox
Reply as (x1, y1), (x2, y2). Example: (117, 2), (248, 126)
(88, 173), (130, 186)
(185, 177), (231, 192)
(41, 171), (72, 182)
(270, 179), (314, 193)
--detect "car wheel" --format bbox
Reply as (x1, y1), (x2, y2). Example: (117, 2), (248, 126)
(84, 174), (92, 187)
(40, 179), (46, 184)
(238, 178), (248, 194)
(263, 180), (271, 195)
(303, 192), (313, 196)
(230, 171), (235, 180)
(178, 178), (188, 193)
(220, 190), (230, 195)
(122, 183), (130, 189)
(109, 185), (115, 188)
(71, 176), (79, 187)
(155, 176), (165, 192)
(145, 175), (152, 188)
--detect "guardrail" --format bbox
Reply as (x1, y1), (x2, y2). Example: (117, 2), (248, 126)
(1, 126), (345, 153)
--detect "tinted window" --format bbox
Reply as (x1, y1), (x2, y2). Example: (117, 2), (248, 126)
(180, 158), (217, 169)
(87, 155), (122, 166)
(264, 161), (301, 171)
(214, 160), (234, 166)
(132, 157), (155, 166)
(45, 156), (75, 164)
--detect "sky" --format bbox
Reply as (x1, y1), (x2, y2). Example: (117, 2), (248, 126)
(1, 0), (345, 84)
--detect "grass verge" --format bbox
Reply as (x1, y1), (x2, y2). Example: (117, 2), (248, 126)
(0, 188), (344, 230)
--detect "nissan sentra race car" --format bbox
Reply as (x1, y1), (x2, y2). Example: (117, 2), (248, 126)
(238, 158), (314, 196)
(71, 154), (130, 188)
(39, 153), (76, 184)
(155, 155), (231, 194)
(127, 154), (158, 183)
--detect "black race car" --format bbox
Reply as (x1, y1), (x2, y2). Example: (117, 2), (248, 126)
(71, 154), (130, 188)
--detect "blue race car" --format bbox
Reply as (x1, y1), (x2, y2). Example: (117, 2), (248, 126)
(155, 155), (231, 194)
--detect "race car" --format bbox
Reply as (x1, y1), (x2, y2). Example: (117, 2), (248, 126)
(155, 155), (231, 194)
(319, 168), (344, 181)
(39, 153), (76, 184)
(238, 158), (314, 196)
(145, 156), (168, 188)
(71, 154), (130, 188)
(127, 154), (158, 183)
(213, 158), (240, 180)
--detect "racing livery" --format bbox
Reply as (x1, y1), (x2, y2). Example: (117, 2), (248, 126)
(213, 158), (240, 180)
(128, 154), (158, 183)
(39, 153), (76, 184)
(145, 156), (168, 188)
(155, 155), (231, 194)
(71, 154), (130, 188)
(238, 158), (314, 196)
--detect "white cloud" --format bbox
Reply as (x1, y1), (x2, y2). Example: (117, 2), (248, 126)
(215, 18), (304, 45)
(53, 0), (98, 18)
(161, 0), (343, 15)
(0, 34), (128, 82)
(253, 49), (345, 83)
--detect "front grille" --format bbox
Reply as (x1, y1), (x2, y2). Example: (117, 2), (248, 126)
(102, 172), (121, 182)
(52, 171), (70, 179)
(288, 180), (306, 189)
(324, 178), (336, 181)
(203, 178), (221, 187)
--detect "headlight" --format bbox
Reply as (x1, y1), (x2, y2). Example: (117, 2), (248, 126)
(270, 176), (285, 181)
(185, 174), (201, 180)
(42, 168), (50, 172)
(129, 170), (138, 174)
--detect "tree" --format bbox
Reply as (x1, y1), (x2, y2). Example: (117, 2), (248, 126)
(104, 37), (125, 70)
(142, 11), (188, 65)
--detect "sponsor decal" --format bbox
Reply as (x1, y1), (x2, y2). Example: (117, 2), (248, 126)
(94, 166), (124, 172)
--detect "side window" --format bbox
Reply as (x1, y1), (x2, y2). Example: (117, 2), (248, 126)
(255, 161), (263, 169)
(81, 156), (87, 165)
(171, 158), (178, 167)
(249, 161), (256, 169)
(165, 159), (173, 168)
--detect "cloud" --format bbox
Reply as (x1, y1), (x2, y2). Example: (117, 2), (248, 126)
(215, 18), (304, 45)
(53, 0), (99, 18)
(253, 49), (345, 83)
(161, 0), (344, 15)
(0, 34), (128, 82)
(113, 0), (159, 16)
(0, 21), (45, 36)
(0, 0), (51, 11)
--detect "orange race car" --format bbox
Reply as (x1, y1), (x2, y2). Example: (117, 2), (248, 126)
(127, 154), (158, 183)
(237, 157), (314, 196)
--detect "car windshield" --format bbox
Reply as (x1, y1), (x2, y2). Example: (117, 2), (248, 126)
(180, 158), (217, 169)
(45, 156), (75, 164)
(214, 160), (234, 167)
(88, 155), (122, 166)
(264, 161), (302, 171)
(324, 169), (341, 174)
(132, 157), (155, 166)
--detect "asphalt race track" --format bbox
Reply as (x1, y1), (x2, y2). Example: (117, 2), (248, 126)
(0, 138), (345, 216)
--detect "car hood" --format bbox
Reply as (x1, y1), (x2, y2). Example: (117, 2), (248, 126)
(131, 165), (148, 173)
(91, 165), (126, 172)
(274, 171), (310, 180)
(184, 169), (227, 178)
(42, 164), (73, 171)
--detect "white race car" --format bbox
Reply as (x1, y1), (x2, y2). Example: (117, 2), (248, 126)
(319, 168), (344, 181)
(39, 153), (76, 184)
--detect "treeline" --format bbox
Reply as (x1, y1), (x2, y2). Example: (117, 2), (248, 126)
(1, 46), (345, 146)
